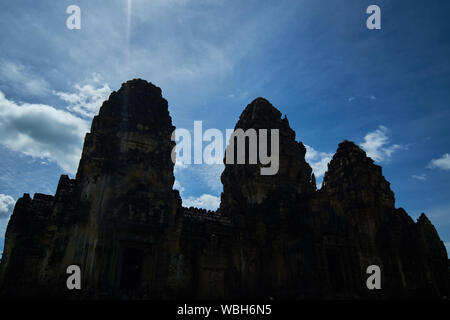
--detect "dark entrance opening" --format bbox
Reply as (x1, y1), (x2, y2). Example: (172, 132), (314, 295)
(120, 247), (144, 291)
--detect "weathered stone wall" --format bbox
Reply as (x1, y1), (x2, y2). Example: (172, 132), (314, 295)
(0, 79), (448, 299)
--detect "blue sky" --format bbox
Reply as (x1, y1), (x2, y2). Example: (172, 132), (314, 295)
(0, 0), (449, 256)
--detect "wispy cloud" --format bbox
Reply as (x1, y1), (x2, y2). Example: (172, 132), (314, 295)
(0, 59), (50, 96)
(360, 125), (404, 162)
(427, 153), (450, 171)
(175, 162), (224, 192)
(196, 164), (224, 192)
(0, 194), (15, 219)
(0, 194), (15, 256)
(421, 204), (450, 228)
(173, 162), (224, 209)
(173, 179), (185, 194)
(444, 242), (450, 255)
(347, 95), (376, 102)
(54, 79), (111, 118)
(412, 174), (427, 181)
(173, 162), (223, 210)
(227, 91), (249, 100)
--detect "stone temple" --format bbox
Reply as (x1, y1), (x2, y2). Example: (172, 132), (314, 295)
(0, 79), (448, 299)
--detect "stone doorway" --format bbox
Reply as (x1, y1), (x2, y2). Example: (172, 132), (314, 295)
(120, 247), (144, 291)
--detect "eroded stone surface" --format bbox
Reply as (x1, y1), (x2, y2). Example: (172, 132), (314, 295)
(0, 80), (448, 299)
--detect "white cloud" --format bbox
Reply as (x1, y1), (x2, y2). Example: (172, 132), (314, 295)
(175, 162), (224, 192)
(360, 125), (404, 162)
(54, 81), (111, 118)
(0, 194), (15, 219)
(173, 180), (185, 194)
(174, 159), (188, 173)
(0, 72), (112, 174)
(173, 163), (223, 210)
(348, 96), (376, 102)
(197, 164), (224, 192)
(418, 205), (450, 228)
(305, 145), (333, 179)
(183, 194), (220, 211)
(412, 174), (427, 181)
(427, 153), (450, 171)
(227, 91), (248, 100)
(0, 59), (50, 96)
(445, 242), (450, 254)
(173, 164), (222, 210)
(0, 91), (89, 173)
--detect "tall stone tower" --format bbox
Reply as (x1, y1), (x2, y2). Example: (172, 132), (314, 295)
(219, 98), (317, 298)
(0, 79), (183, 298)
(69, 79), (182, 297)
